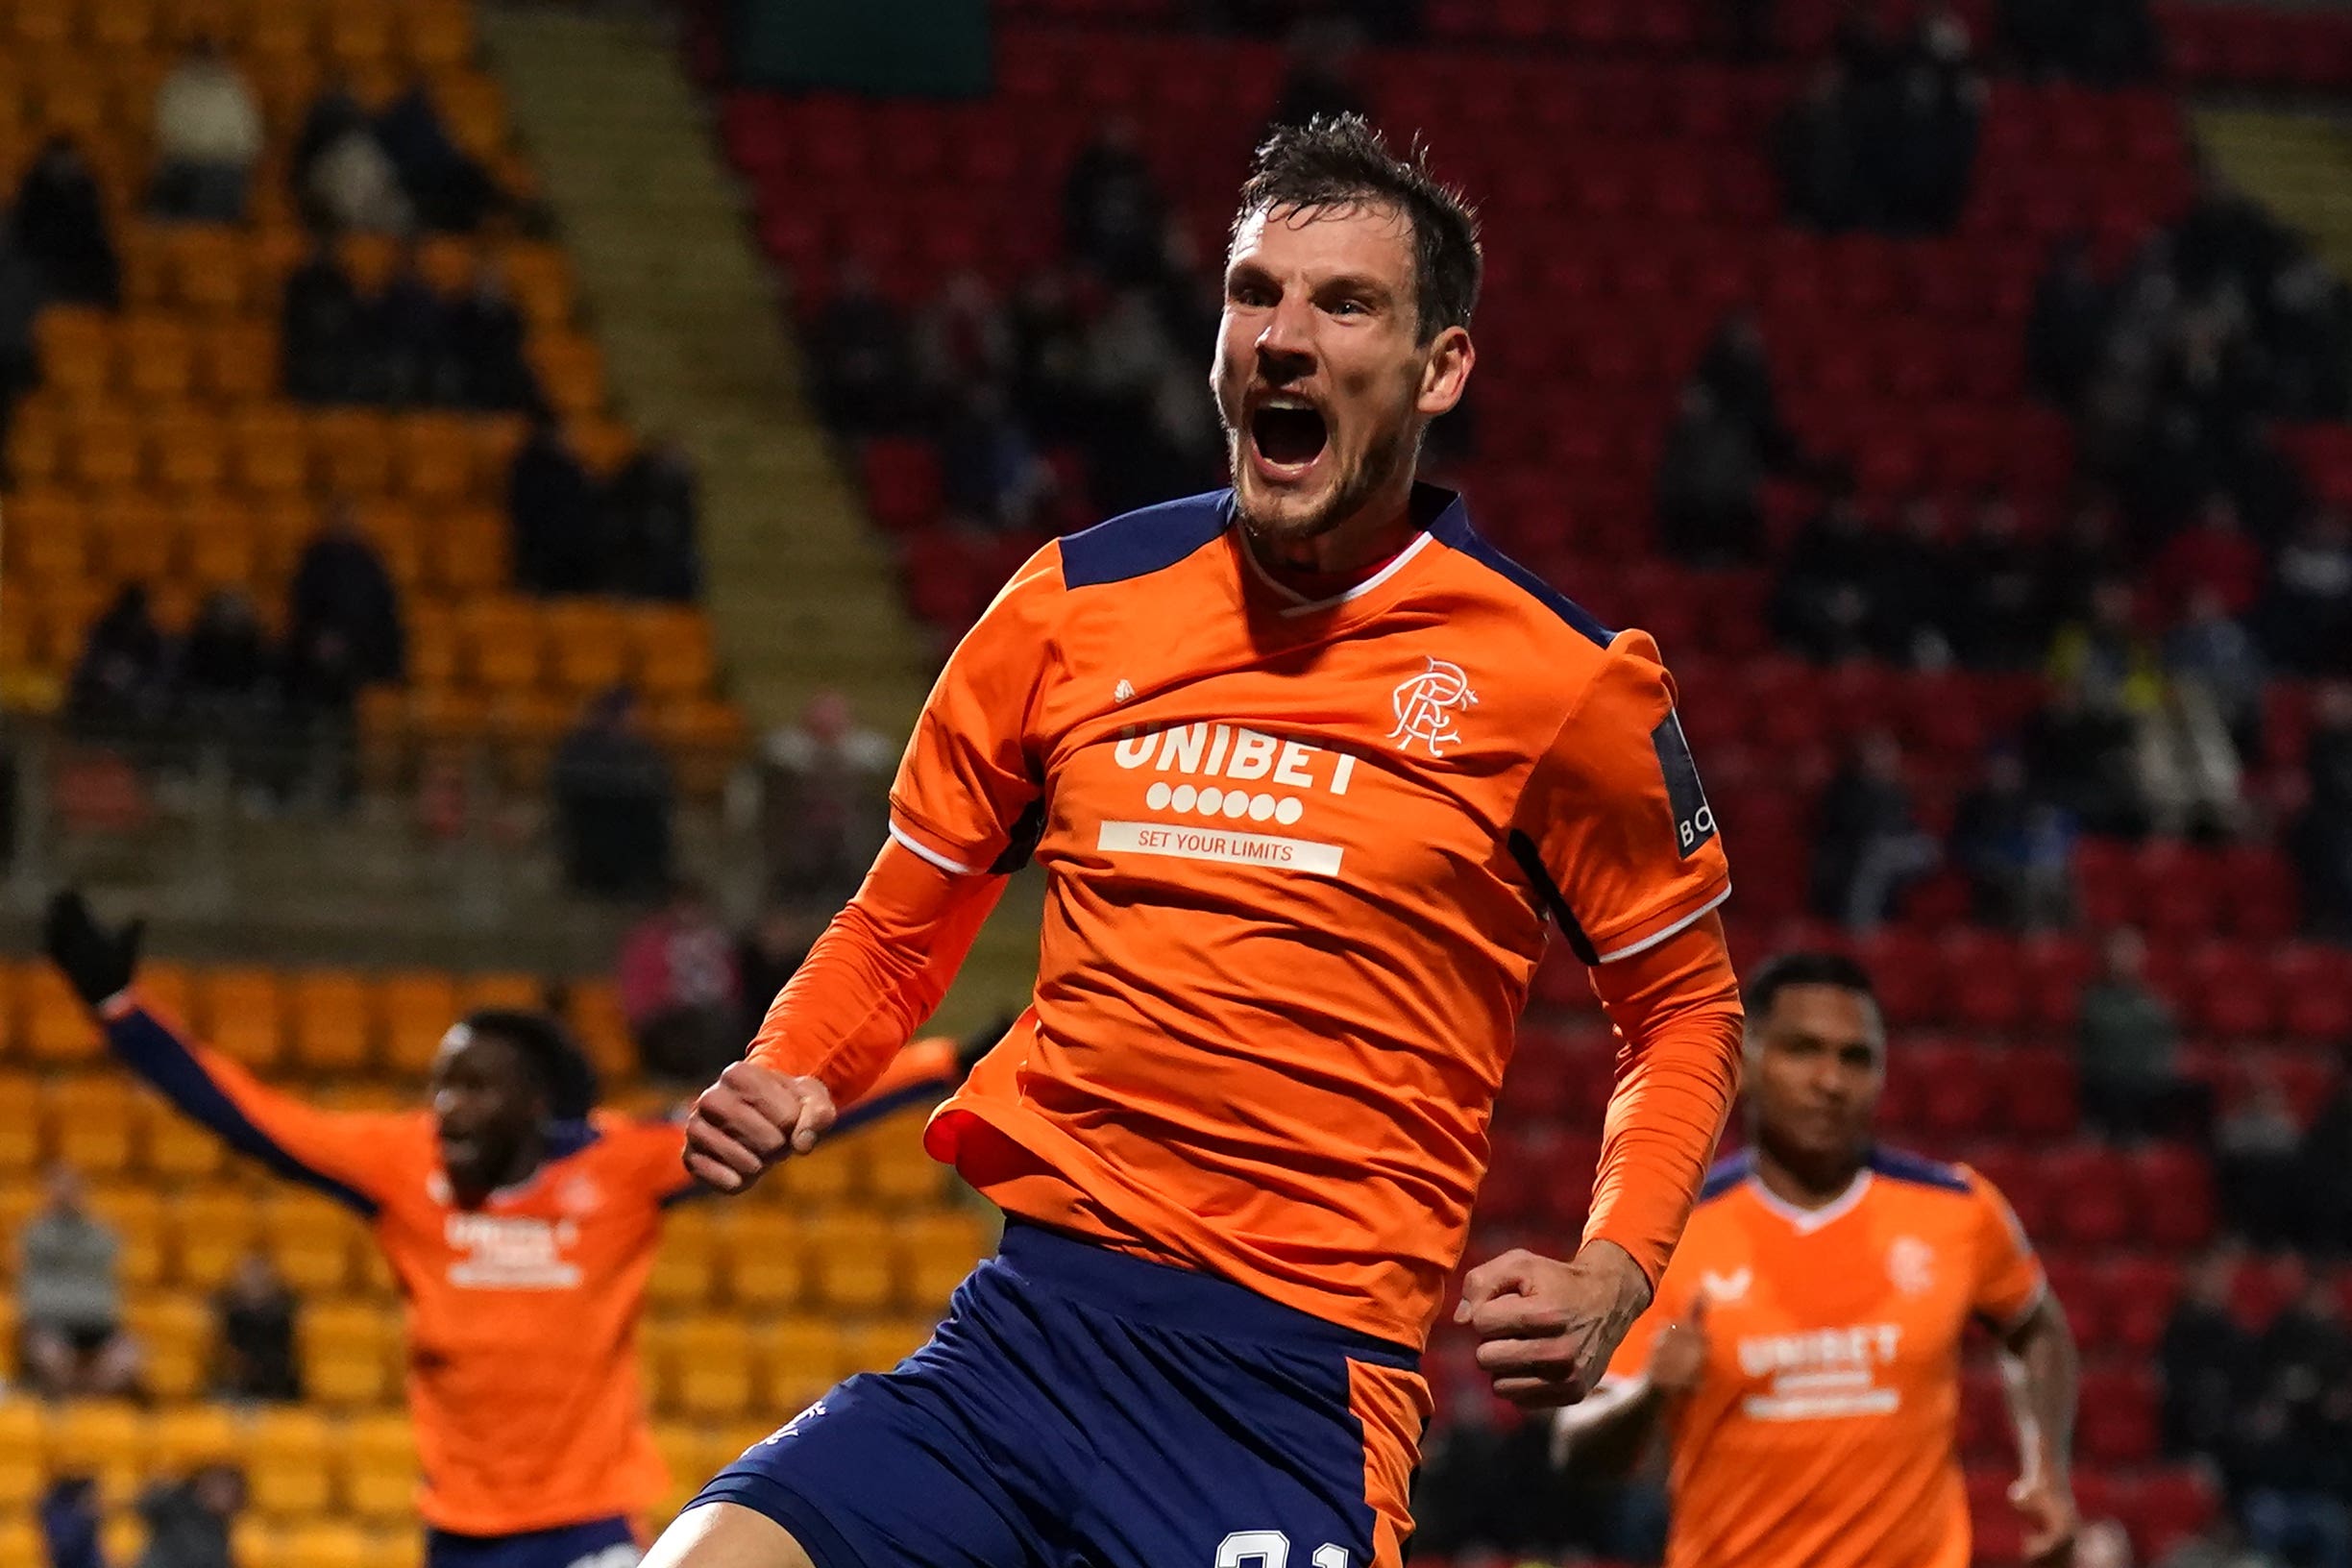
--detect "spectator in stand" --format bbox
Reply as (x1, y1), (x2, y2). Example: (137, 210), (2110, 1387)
(17, 1166), (141, 1399)
(1874, 5), (1985, 234)
(2262, 510), (2352, 676)
(291, 78), (369, 208)
(2164, 585), (2266, 759)
(619, 881), (744, 1085)
(2001, 0), (2157, 84)
(2301, 1066), (2352, 1252)
(1775, 61), (1867, 232)
(2052, 579), (2241, 837)
(2213, 1069), (2305, 1249)
(2291, 682), (2352, 939)
(375, 82), (501, 233)
(68, 585), (171, 740)
(2159, 1248), (2256, 1458)
(210, 1252), (299, 1402)
(135, 1463), (245, 1568)
(551, 686), (674, 900)
(448, 254), (536, 412)
(286, 503), (404, 689)
(913, 268), (1014, 414)
(2021, 669), (2144, 835)
(758, 690), (894, 906)
(0, 229), (41, 433)
(1654, 384), (1763, 565)
(305, 109), (411, 235)
(1947, 491), (2049, 668)
(1264, 16), (1372, 134)
(807, 257), (911, 436)
(1949, 747), (2076, 929)
(2027, 236), (2110, 406)
(175, 587), (277, 783)
(1007, 264), (1092, 448)
(2218, 419), (2308, 544)
(2263, 256), (2352, 421)
(281, 237), (365, 404)
(1769, 481), (1878, 660)
(12, 135), (118, 306)
(940, 382), (1056, 533)
(364, 241), (455, 407)
(2237, 1279), (2352, 1568)
(2076, 926), (2193, 1140)
(2045, 497), (2128, 628)
(1694, 310), (1809, 477)
(1809, 730), (1939, 929)
(39, 1478), (102, 1568)
(509, 416), (605, 593)
(1063, 117), (1167, 287)
(1867, 495), (1956, 665)
(736, 905), (815, 1041)
(146, 37), (263, 224)
(604, 435), (702, 601)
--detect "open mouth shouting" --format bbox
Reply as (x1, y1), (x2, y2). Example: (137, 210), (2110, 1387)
(1245, 392), (1331, 486)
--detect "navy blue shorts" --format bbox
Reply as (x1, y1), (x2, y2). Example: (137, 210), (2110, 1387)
(425, 1516), (639, 1568)
(691, 1221), (1430, 1568)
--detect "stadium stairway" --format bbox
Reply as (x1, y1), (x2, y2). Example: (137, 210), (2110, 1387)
(477, 6), (1043, 1027)
(476, 5), (929, 735)
(2193, 103), (2352, 280)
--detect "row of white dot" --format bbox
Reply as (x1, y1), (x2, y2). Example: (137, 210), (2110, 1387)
(1143, 782), (1307, 825)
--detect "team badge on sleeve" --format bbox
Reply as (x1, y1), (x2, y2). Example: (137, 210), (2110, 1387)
(1653, 713), (1717, 857)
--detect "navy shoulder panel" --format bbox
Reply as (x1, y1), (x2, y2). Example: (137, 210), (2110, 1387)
(1059, 490), (1232, 589)
(1697, 1148), (1754, 1204)
(1868, 1145), (1974, 1195)
(1426, 488), (1615, 649)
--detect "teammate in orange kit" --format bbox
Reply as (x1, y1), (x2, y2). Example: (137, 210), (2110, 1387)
(648, 114), (1747, 1568)
(42, 891), (968, 1568)
(1554, 952), (2081, 1568)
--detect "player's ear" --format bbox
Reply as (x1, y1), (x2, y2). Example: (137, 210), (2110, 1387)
(1416, 324), (1473, 418)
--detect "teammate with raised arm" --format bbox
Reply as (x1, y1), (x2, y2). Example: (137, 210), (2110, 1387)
(653, 116), (1748, 1568)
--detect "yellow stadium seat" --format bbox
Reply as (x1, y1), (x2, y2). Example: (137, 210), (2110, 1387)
(400, 0), (473, 68)
(0, 1399), (44, 1508)
(757, 1318), (846, 1413)
(725, 1213), (807, 1311)
(141, 1092), (228, 1180)
(180, 496), (260, 590)
(652, 1421), (704, 1515)
(564, 981), (633, 1085)
(231, 1519), (283, 1568)
(151, 410), (231, 497)
(171, 1187), (258, 1289)
(8, 0), (73, 47)
(845, 1317), (934, 1375)
(86, 1183), (164, 1288)
(117, 223), (171, 313)
(119, 316), (197, 402)
(23, 965), (100, 1066)
(803, 1213), (896, 1312)
(311, 408), (393, 497)
(358, 1531), (425, 1568)
(47, 1076), (138, 1177)
(36, 307), (111, 401)
(340, 1412), (417, 1523)
(624, 606), (717, 698)
(351, 500), (424, 594)
(404, 600), (458, 691)
(3, 489), (89, 583)
(423, 505), (506, 596)
(262, 1192), (359, 1294)
(242, 0), (317, 63)
(247, 1407), (335, 1519)
(288, 970), (377, 1074)
(901, 1211), (990, 1308)
(568, 417), (633, 478)
(135, 959), (195, 1025)
(670, 1315), (754, 1420)
(0, 1076), (38, 1172)
(197, 320), (279, 403)
(91, 0), (159, 53)
(326, 0), (394, 69)
(199, 967), (286, 1071)
(68, 408), (148, 492)
(544, 600), (629, 697)
(378, 972), (457, 1079)
(301, 1299), (394, 1409)
(459, 599), (545, 693)
(393, 412), (474, 506)
(861, 1124), (945, 1209)
(649, 1207), (719, 1311)
(501, 244), (574, 333)
(44, 1400), (148, 1507)
(527, 333), (605, 420)
(472, 410), (528, 482)
(772, 1140), (855, 1208)
(159, 224), (249, 315)
(89, 492), (179, 580)
(153, 1404), (240, 1472)
(8, 399), (66, 485)
(230, 406), (311, 498)
(102, 1510), (149, 1565)
(432, 71), (506, 158)
(37, 72), (110, 147)
(458, 972), (543, 1013)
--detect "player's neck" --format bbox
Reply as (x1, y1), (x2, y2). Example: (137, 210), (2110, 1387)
(1753, 1143), (1866, 1211)
(1245, 492), (1420, 583)
(455, 1137), (547, 1207)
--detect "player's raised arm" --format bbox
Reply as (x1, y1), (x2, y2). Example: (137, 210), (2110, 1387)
(43, 891), (393, 1214)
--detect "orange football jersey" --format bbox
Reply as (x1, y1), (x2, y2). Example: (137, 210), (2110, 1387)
(1605, 1147), (2047, 1568)
(888, 483), (1734, 1349)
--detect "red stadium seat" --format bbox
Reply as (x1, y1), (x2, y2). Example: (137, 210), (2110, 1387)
(2094, 1257), (2180, 1358)
(2046, 1145), (2132, 1250)
(2076, 1365), (2160, 1465)
(2128, 1144), (2215, 1251)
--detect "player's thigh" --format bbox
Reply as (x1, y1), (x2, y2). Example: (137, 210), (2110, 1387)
(640, 1503), (814, 1568)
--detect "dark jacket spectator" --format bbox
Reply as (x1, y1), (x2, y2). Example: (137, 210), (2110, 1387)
(1776, 62), (1867, 231)
(210, 1253), (299, 1402)
(509, 419), (605, 594)
(135, 1463), (244, 1568)
(2020, 672), (2143, 837)
(758, 691), (896, 906)
(736, 907), (814, 1041)
(1062, 118), (1167, 286)
(38, 1479), (103, 1568)
(0, 231), (43, 420)
(1947, 492), (2049, 667)
(2027, 237), (2109, 404)
(2076, 926), (2189, 1140)
(282, 241), (365, 404)
(2002, 0), (2157, 84)
(1265, 21), (1371, 133)
(1810, 731), (1938, 929)
(808, 258), (912, 435)
(292, 80), (370, 205)
(2261, 510), (2352, 675)
(2292, 681), (2352, 939)
(2163, 586), (2266, 753)
(448, 257), (535, 412)
(940, 383), (1053, 533)
(1695, 311), (1806, 475)
(1770, 488), (1878, 660)
(2302, 1071), (2352, 1254)
(68, 585), (170, 735)
(2263, 256), (2352, 421)
(375, 84), (501, 233)
(286, 506), (404, 688)
(2213, 1073), (2304, 1249)
(146, 39), (262, 224)
(1007, 265), (1091, 445)
(2159, 1249), (2257, 1457)
(366, 243), (455, 406)
(12, 136), (118, 306)
(1867, 497), (1955, 664)
(914, 269), (1015, 410)
(618, 883), (744, 1085)
(1950, 747), (2075, 928)
(551, 687), (674, 900)
(1655, 385), (1763, 564)
(605, 438), (702, 601)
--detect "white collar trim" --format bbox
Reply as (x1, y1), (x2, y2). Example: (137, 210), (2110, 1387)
(1237, 529), (1435, 616)
(1749, 1169), (1873, 1234)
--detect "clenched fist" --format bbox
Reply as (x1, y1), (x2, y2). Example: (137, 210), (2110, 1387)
(683, 1062), (837, 1194)
(1456, 1240), (1654, 1409)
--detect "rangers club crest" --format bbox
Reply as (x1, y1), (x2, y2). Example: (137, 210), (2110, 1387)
(1388, 656), (1478, 756)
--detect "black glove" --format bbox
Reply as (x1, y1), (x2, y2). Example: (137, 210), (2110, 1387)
(43, 891), (142, 1009)
(956, 1012), (1017, 1077)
